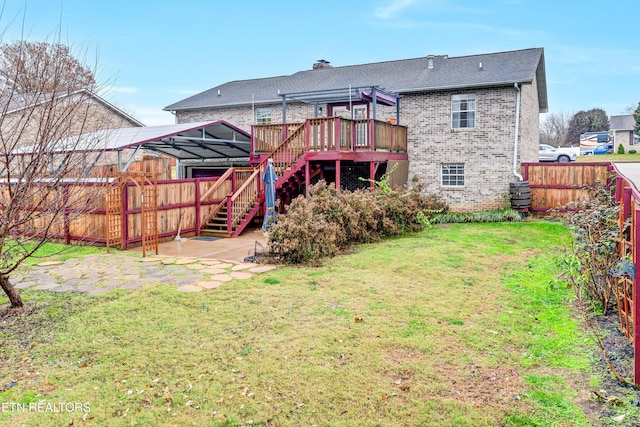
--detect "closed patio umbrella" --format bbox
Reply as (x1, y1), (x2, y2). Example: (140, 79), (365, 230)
(262, 158), (278, 230)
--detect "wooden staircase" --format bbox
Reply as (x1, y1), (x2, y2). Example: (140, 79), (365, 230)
(196, 125), (311, 238)
(200, 205), (232, 237)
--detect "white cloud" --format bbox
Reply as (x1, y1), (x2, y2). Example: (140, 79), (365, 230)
(133, 108), (176, 127)
(374, 0), (416, 19)
(110, 86), (139, 94)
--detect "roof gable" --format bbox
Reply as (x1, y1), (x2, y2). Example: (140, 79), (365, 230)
(165, 48), (547, 113)
(2, 89), (145, 127)
(610, 115), (636, 130)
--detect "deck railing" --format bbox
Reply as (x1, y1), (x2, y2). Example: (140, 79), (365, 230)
(252, 117), (408, 155)
(252, 123), (305, 153)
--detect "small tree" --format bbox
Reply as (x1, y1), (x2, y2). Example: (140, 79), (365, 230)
(540, 111), (571, 147)
(565, 108), (609, 146)
(0, 41), (96, 93)
(0, 39), (110, 308)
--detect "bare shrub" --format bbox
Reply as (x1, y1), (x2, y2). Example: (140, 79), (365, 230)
(266, 180), (447, 265)
(556, 184), (619, 313)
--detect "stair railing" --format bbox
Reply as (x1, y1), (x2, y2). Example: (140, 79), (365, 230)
(226, 168), (261, 232)
(199, 167), (253, 231)
(258, 123), (307, 179)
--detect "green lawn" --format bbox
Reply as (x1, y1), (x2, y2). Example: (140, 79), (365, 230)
(577, 153), (640, 162)
(0, 221), (628, 426)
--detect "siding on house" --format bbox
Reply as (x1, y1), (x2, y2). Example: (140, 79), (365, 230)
(610, 115), (637, 151)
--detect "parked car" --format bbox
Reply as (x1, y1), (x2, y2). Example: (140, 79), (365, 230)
(538, 144), (577, 162)
(593, 143), (613, 155)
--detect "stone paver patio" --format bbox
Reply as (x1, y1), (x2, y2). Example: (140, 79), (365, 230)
(10, 253), (277, 295)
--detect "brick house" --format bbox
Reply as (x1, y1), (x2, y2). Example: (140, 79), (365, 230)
(165, 48), (547, 212)
(610, 115), (638, 152)
(1, 89), (146, 176)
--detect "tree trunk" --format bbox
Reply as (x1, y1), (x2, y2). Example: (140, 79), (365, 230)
(0, 274), (24, 308)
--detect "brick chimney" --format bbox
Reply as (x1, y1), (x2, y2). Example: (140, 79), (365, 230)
(313, 59), (333, 70)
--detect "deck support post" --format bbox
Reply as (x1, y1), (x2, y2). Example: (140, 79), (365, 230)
(335, 159), (341, 191)
(369, 162), (376, 190)
(305, 160), (310, 198)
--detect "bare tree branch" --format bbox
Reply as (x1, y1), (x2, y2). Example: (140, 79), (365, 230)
(0, 39), (113, 308)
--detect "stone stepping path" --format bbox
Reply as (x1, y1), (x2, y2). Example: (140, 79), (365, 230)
(13, 253), (278, 295)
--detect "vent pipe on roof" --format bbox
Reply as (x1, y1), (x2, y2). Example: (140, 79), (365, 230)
(427, 55), (434, 69)
(217, 89), (221, 96)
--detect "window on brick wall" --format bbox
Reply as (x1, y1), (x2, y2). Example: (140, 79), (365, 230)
(255, 108), (272, 125)
(451, 94), (475, 129)
(441, 163), (465, 187)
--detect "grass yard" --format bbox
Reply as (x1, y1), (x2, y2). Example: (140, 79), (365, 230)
(577, 153), (640, 162)
(0, 221), (624, 426)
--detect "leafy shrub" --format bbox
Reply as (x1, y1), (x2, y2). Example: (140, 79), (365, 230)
(266, 179), (447, 265)
(618, 144), (625, 154)
(554, 183), (620, 313)
(629, 149), (637, 154)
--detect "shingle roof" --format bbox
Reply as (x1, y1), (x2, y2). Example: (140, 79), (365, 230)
(1, 89), (145, 126)
(610, 115), (636, 130)
(165, 48), (547, 113)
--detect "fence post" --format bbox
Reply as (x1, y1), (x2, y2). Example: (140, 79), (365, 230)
(195, 178), (201, 236)
(122, 183), (129, 250)
(634, 206), (640, 387)
(63, 184), (70, 244)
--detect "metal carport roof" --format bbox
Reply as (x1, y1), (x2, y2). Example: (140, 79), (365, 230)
(14, 120), (252, 160)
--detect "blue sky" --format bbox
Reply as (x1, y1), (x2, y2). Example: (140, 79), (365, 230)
(2, 0), (639, 126)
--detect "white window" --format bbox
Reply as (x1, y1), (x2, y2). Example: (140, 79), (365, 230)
(255, 108), (272, 125)
(451, 94), (476, 129)
(441, 163), (465, 187)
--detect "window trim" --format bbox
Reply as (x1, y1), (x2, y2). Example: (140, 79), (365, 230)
(451, 94), (476, 129)
(441, 163), (465, 187)
(255, 107), (272, 125)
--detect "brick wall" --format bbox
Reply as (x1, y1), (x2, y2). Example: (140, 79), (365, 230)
(175, 82), (540, 212)
(401, 82), (539, 212)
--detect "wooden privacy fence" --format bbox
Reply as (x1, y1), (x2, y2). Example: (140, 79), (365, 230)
(2, 174), (251, 249)
(521, 162), (614, 213)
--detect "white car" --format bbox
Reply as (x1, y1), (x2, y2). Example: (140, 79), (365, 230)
(538, 144), (577, 162)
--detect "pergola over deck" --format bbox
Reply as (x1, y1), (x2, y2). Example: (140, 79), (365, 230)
(279, 85), (401, 124)
(250, 86), (408, 195)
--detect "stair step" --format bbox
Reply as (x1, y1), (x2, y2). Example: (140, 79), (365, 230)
(200, 229), (232, 238)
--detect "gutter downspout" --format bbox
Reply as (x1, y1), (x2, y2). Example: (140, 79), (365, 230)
(512, 83), (523, 181)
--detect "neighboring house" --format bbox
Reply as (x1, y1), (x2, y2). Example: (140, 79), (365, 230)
(165, 48), (547, 212)
(1, 88), (146, 176)
(610, 115), (638, 152)
(1, 88), (144, 143)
